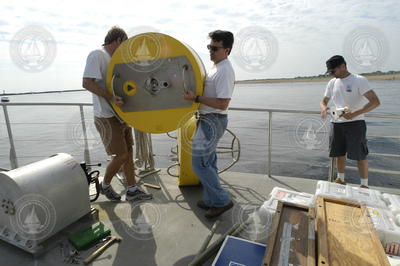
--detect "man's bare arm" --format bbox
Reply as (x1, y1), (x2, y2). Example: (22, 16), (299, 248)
(183, 90), (230, 110)
(342, 90), (380, 120)
(320, 96), (330, 119)
(82, 78), (123, 106)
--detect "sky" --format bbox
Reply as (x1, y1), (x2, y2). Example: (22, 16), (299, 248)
(0, 0), (399, 93)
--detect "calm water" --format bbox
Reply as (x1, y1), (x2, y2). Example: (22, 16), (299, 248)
(0, 80), (399, 187)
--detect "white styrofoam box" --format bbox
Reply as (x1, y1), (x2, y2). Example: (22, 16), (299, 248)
(367, 206), (400, 246)
(351, 186), (388, 209)
(315, 181), (354, 201)
(387, 255), (400, 266)
(383, 193), (400, 215)
(263, 187), (315, 210)
(258, 187), (314, 242)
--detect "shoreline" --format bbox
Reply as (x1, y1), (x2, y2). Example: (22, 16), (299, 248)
(236, 73), (400, 84)
(1, 73), (399, 95)
(1, 89), (85, 96)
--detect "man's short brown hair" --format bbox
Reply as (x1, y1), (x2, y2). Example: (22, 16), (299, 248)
(103, 26), (128, 46)
(209, 30), (234, 53)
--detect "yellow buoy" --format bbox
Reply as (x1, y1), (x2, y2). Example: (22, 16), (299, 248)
(106, 32), (205, 134)
(177, 115), (200, 186)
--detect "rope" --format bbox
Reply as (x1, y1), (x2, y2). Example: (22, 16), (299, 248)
(134, 129), (155, 171)
(166, 127), (241, 177)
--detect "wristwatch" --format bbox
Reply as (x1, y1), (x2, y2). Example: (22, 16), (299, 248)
(194, 95), (200, 103)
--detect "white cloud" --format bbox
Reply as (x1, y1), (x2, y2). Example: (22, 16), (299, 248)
(0, 0), (399, 92)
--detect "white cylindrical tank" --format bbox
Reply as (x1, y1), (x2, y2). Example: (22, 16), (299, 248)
(0, 153), (91, 253)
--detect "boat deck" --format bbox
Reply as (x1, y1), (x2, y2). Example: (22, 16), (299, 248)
(0, 169), (399, 266)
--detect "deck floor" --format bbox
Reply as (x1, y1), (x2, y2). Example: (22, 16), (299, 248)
(0, 169), (399, 266)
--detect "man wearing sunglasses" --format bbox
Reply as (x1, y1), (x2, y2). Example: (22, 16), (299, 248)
(320, 55), (380, 189)
(183, 30), (235, 218)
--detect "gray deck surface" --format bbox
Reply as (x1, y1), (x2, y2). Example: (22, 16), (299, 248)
(0, 169), (399, 266)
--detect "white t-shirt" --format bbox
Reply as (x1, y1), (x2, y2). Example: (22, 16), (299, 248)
(324, 74), (371, 123)
(83, 48), (115, 118)
(199, 59), (235, 115)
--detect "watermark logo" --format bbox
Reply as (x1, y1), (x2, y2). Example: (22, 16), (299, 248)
(9, 25), (57, 72)
(347, 206), (375, 235)
(289, 117), (328, 154)
(343, 26), (389, 72)
(10, 194), (56, 241)
(176, 111), (225, 158)
(121, 201), (163, 240)
(231, 202), (273, 241)
(233, 26), (278, 72)
(121, 26), (166, 73)
(66, 115), (110, 154)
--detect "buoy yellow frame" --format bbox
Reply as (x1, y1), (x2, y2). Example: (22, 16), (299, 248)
(106, 32), (205, 134)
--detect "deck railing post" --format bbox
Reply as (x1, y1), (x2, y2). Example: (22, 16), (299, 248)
(2, 105), (18, 169)
(268, 111), (272, 177)
(79, 105), (91, 166)
(328, 157), (335, 182)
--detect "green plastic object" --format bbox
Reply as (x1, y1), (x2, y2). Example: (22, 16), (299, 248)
(68, 222), (111, 250)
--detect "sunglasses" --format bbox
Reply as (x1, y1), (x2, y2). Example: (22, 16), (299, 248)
(328, 67), (339, 74)
(207, 44), (225, 52)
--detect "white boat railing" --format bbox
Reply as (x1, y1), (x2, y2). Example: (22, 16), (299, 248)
(1, 102), (92, 169)
(1, 102), (399, 180)
(229, 107), (400, 181)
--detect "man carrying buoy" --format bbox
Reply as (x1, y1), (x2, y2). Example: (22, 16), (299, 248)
(82, 26), (153, 202)
(184, 30), (235, 218)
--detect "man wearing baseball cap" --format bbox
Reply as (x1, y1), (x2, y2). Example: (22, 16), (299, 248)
(320, 55), (380, 188)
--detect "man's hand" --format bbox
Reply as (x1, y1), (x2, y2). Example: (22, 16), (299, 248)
(111, 95), (124, 106)
(183, 90), (196, 101)
(321, 106), (329, 119)
(340, 106), (356, 120)
(340, 111), (356, 120)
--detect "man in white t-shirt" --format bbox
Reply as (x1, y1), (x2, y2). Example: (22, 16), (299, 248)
(320, 55), (380, 188)
(83, 26), (152, 202)
(183, 30), (235, 218)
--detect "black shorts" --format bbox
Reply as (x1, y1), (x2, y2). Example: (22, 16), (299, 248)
(329, 120), (368, 160)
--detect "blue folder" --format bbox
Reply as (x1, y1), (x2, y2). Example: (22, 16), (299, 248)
(212, 235), (267, 266)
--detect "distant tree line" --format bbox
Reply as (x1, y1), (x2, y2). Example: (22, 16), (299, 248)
(295, 70), (400, 79)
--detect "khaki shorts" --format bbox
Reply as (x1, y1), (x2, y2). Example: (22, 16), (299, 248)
(94, 117), (133, 156)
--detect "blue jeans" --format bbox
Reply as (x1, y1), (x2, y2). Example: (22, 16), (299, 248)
(192, 114), (231, 207)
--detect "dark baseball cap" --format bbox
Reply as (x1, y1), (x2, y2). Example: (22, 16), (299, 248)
(326, 55), (346, 72)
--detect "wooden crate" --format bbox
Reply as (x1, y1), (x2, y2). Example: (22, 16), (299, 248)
(263, 201), (316, 266)
(316, 196), (390, 266)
